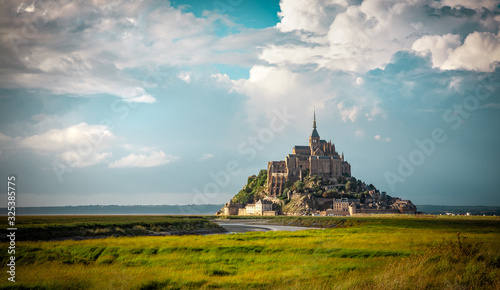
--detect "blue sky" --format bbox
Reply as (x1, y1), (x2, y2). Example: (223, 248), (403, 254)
(0, 0), (499, 207)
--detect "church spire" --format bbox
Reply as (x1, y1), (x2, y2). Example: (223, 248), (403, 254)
(309, 108), (320, 146)
(313, 108), (317, 129)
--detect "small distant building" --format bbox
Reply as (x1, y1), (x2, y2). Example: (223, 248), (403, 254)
(222, 200), (242, 215)
(333, 198), (360, 212)
(255, 199), (272, 213)
(349, 203), (357, 215)
(235, 199), (274, 216)
(245, 203), (255, 215)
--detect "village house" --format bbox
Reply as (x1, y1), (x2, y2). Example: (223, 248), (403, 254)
(237, 199), (274, 216)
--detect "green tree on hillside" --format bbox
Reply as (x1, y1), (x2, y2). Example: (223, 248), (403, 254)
(322, 190), (337, 198)
(232, 169), (267, 205)
(294, 180), (305, 192)
(345, 181), (352, 192)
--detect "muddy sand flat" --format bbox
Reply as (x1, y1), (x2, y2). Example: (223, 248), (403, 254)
(212, 219), (321, 233)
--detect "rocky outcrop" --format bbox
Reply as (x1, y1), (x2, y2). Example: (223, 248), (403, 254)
(282, 194), (319, 216)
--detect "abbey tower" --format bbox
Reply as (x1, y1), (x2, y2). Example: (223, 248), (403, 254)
(267, 111), (351, 196)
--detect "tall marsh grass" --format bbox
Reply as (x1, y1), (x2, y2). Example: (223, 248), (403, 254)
(1, 216), (225, 241)
(0, 215), (498, 289)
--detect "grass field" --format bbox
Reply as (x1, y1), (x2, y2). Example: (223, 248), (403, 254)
(3, 215), (225, 241)
(1, 215), (499, 289)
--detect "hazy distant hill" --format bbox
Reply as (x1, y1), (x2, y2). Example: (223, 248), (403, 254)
(417, 205), (500, 216)
(2, 204), (224, 215)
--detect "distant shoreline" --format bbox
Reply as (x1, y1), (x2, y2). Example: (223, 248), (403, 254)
(0, 204), (499, 216)
(0, 204), (224, 216)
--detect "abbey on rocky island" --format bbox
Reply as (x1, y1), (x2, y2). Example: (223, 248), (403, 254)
(217, 110), (417, 216)
(267, 111), (351, 196)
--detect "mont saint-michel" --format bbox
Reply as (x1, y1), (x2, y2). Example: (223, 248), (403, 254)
(219, 112), (417, 216)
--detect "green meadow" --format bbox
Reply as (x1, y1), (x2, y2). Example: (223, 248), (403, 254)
(1, 215), (499, 289)
(6, 215), (225, 241)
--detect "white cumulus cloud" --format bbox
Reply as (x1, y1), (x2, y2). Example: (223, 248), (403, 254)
(124, 94), (156, 104)
(178, 71), (192, 83)
(0, 132), (13, 156)
(413, 32), (500, 72)
(236, 0), (499, 127)
(277, 0), (349, 34)
(337, 102), (360, 123)
(109, 150), (178, 168)
(438, 0), (499, 10)
(0, 0), (253, 103)
(355, 130), (365, 137)
(442, 32), (500, 72)
(197, 153), (214, 162)
(412, 33), (462, 68)
(374, 135), (391, 142)
(18, 122), (115, 167)
(122, 87), (157, 103)
(265, 0), (499, 74)
(59, 151), (112, 168)
(19, 122), (115, 152)
(0, 132), (13, 143)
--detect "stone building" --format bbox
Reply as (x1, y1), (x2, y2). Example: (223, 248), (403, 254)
(333, 198), (359, 212)
(236, 199), (274, 215)
(245, 203), (255, 215)
(255, 199), (273, 213)
(222, 200), (242, 215)
(267, 111), (351, 196)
